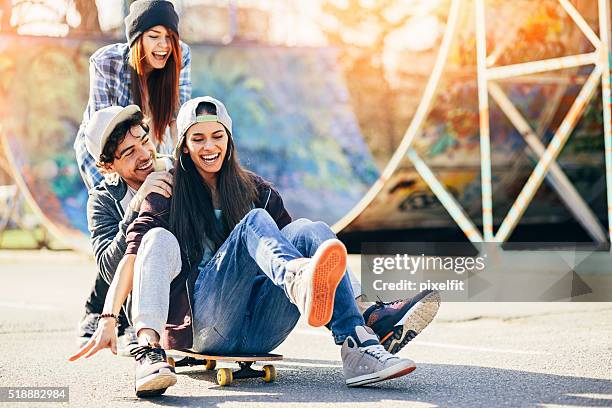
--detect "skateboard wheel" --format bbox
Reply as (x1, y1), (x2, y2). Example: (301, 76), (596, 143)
(217, 368), (233, 386)
(263, 365), (276, 383)
(205, 359), (216, 370)
(167, 357), (175, 367)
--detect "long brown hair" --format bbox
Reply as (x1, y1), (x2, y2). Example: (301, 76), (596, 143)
(170, 102), (259, 265)
(128, 28), (181, 145)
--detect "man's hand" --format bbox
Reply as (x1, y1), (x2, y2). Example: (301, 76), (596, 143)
(129, 171), (172, 212)
(68, 317), (118, 361)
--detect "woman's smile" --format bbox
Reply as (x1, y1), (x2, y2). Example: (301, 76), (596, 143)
(200, 152), (220, 165)
(151, 50), (169, 62)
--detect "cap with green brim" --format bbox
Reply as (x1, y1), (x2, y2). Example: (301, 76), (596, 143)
(174, 96), (233, 159)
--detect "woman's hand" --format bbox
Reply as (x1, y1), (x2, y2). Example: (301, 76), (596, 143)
(68, 317), (117, 361)
(70, 255), (137, 362)
(129, 171), (173, 212)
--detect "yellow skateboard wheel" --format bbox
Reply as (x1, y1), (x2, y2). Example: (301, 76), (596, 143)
(263, 365), (276, 383)
(167, 357), (175, 367)
(217, 368), (233, 386)
(205, 359), (216, 370)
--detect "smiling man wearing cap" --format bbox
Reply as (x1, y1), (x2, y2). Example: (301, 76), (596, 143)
(76, 104), (173, 356)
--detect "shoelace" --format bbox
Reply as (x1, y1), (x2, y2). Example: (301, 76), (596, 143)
(287, 259), (310, 280)
(374, 298), (402, 309)
(361, 344), (397, 362)
(130, 345), (165, 364)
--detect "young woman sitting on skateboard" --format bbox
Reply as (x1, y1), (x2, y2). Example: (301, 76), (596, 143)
(69, 97), (417, 397)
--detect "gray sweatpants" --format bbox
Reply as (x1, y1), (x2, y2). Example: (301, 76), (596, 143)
(132, 228), (182, 338)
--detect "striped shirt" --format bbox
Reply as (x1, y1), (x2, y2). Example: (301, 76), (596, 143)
(74, 41), (192, 188)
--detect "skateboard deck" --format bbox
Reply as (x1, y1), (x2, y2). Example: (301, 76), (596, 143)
(167, 349), (283, 386)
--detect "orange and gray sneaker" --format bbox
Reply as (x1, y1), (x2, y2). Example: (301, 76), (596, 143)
(363, 290), (441, 354)
(284, 239), (347, 327)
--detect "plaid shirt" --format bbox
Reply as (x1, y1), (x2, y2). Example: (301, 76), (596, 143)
(74, 41), (192, 188)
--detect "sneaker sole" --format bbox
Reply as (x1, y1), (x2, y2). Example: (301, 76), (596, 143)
(381, 291), (441, 354)
(307, 239), (347, 327)
(346, 360), (416, 387)
(135, 369), (177, 398)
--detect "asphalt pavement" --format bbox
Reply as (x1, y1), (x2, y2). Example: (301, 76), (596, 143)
(0, 250), (611, 407)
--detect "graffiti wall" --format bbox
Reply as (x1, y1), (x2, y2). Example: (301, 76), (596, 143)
(0, 36), (378, 248)
(0, 1), (607, 247)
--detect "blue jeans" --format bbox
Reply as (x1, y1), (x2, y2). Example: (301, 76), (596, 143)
(191, 209), (364, 354)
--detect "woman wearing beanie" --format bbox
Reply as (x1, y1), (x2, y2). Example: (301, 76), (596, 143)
(73, 0), (190, 362)
(74, 0), (191, 189)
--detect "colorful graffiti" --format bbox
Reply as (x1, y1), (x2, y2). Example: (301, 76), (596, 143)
(344, 0), (606, 233)
(0, 36), (378, 248)
(0, 2), (607, 246)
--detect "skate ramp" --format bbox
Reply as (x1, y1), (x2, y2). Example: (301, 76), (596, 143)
(0, 36), (378, 251)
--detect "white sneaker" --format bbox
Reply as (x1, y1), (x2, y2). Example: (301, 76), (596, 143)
(284, 239), (347, 327)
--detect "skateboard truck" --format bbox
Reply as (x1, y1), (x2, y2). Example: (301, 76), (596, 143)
(167, 350), (281, 386)
(173, 356), (207, 367)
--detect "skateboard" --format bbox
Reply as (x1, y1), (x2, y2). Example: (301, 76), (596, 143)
(167, 349), (283, 386)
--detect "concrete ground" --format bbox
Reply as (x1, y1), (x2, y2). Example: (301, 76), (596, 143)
(0, 250), (611, 407)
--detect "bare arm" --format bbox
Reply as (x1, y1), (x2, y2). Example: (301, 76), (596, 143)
(68, 254), (136, 361)
(103, 254), (136, 318)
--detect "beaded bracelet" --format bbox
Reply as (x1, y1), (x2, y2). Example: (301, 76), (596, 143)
(99, 313), (119, 324)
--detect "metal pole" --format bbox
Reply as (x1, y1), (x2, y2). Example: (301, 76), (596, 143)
(488, 81), (607, 243)
(407, 148), (484, 242)
(476, 0), (494, 240)
(332, 0), (463, 233)
(487, 53), (599, 80)
(558, 0), (601, 49)
(495, 66), (603, 242)
(228, 0), (237, 43)
(598, 0), (612, 244)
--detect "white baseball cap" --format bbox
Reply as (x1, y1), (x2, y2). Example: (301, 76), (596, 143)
(85, 105), (141, 161)
(174, 96), (233, 159)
